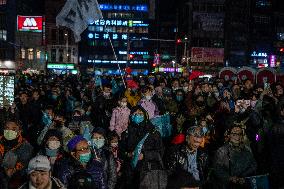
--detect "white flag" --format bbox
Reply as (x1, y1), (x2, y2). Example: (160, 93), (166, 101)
(56, 0), (102, 42)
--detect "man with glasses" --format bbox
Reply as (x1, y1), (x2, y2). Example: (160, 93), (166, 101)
(53, 135), (106, 189)
(167, 126), (208, 188)
(213, 124), (257, 189)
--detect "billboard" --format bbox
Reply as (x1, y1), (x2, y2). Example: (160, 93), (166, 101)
(17, 16), (43, 32)
(193, 13), (224, 32)
(191, 47), (224, 63)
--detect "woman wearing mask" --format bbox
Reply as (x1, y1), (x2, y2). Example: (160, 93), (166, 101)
(109, 96), (131, 138)
(92, 127), (117, 189)
(39, 129), (64, 171)
(138, 86), (159, 119)
(120, 106), (165, 189)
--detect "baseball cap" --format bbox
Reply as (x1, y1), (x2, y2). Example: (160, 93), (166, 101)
(27, 155), (51, 174)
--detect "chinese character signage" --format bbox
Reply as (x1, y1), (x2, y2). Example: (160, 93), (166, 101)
(89, 33), (128, 40)
(91, 19), (149, 27)
(193, 13), (224, 33)
(47, 64), (75, 70)
(251, 51), (268, 58)
(87, 59), (148, 64)
(191, 47), (224, 63)
(17, 16), (43, 32)
(99, 4), (148, 12)
(0, 75), (14, 108)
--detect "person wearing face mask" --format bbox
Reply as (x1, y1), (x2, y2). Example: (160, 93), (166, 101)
(53, 135), (106, 189)
(120, 106), (165, 189)
(93, 84), (117, 129)
(39, 129), (63, 170)
(138, 86), (160, 119)
(109, 96), (131, 138)
(0, 120), (33, 178)
(91, 127), (117, 189)
(124, 80), (141, 107)
(213, 124), (257, 189)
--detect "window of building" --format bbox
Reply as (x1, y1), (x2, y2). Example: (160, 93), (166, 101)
(37, 51), (41, 59)
(28, 48), (33, 60)
(51, 29), (56, 41)
(51, 49), (56, 62)
(59, 49), (63, 62)
(21, 48), (25, 59)
(0, 0), (6, 5)
(0, 29), (6, 41)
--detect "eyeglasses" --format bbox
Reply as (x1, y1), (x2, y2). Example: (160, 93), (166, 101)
(230, 133), (243, 137)
(75, 147), (90, 152)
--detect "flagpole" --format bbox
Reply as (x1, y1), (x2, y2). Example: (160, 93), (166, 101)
(98, 9), (126, 88)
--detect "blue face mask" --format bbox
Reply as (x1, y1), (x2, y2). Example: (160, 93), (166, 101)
(176, 96), (183, 102)
(51, 95), (58, 100)
(132, 114), (144, 124)
(86, 111), (91, 116)
(92, 138), (105, 149)
(79, 152), (91, 164)
(45, 148), (58, 157)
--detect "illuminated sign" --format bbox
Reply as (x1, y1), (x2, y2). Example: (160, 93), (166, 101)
(91, 19), (149, 27)
(99, 4), (148, 12)
(87, 59), (148, 64)
(269, 55), (276, 67)
(88, 33), (128, 40)
(155, 68), (183, 73)
(17, 16), (43, 32)
(47, 64), (75, 69)
(251, 51), (268, 58)
(0, 75), (14, 108)
(118, 51), (149, 55)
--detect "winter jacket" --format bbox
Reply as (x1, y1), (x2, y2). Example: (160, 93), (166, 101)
(166, 144), (209, 186)
(268, 118), (284, 188)
(120, 123), (164, 188)
(93, 148), (117, 189)
(213, 143), (257, 189)
(0, 135), (33, 172)
(138, 98), (159, 119)
(124, 90), (141, 107)
(53, 156), (106, 189)
(109, 107), (131, 137)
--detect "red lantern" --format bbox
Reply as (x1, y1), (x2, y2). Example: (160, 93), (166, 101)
(125, 67), (132, 74)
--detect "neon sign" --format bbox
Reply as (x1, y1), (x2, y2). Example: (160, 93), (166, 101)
(91, 19), (149, 27)
(155, 68), (183, 73)
(47, 64), (75, 69)
(17, 16), (43, 32)
(118, 51), (149, 55)
(87, 59), (148, 64)
(251, 51), (268, 58)
(99, 4), (148, 12)
(269, 55), (276, 67)
(88, 33), (128, 40)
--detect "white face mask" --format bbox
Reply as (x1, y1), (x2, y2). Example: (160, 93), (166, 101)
(120, 102), (127, 107)
(145, 95), (152, 100)
(183, 87), (188, 92)
(47, 140), (61, 150)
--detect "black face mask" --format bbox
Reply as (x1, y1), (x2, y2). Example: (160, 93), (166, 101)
(196, 101), (205, 107)
(54, 120), (64, 128)
(73, 116), (81, 122)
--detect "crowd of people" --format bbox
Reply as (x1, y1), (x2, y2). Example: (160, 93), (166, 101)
(0, 72), (283, 189)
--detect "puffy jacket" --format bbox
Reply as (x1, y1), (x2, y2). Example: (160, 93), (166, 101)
(93, 148), (117, 189)
(213, 143), (257, 189)
(109, 106), (130, 137)
(166, 144), (208, 186)
(53, 156), (106, 189)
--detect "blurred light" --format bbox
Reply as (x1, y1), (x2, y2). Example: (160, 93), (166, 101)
(88, 33), (94, 39)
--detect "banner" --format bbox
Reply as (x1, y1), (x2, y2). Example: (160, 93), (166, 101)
(56, 0), (102, 42)
(191, 47), (224, 63)
(245, 174), (269, 189)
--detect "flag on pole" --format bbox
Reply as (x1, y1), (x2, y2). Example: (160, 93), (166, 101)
(56, 0), (102, 42)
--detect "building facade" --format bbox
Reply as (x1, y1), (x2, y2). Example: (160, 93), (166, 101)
(79, 0), (155, 75)
(44, 0), (78, 74)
